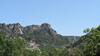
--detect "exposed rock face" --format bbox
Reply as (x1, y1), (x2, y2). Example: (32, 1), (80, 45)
(0, 23), (23, 37)
(40, 23), (57, 37)
(0, 23), (79, 47)
(23, 23), (60, 44)
(0, 23), (58, 38)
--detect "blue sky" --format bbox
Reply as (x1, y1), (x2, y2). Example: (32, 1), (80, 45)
(0, 0), (100, 36)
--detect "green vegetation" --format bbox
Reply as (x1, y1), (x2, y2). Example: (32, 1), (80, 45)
(0, 25), (100, 56)
(80, 26), (100, 56)
(73, 26), (100, 56)
(0, 32), (69, 56)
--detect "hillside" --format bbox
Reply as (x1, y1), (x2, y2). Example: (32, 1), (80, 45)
(72, 26), (100, 56)
(0, 23), (100, 56)
(0, 23), (79, 47)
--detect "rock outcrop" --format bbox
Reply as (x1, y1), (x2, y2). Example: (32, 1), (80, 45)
(0, 23), (79, 47)
(0, 23), (23, 37)
(0, 23), (58, 37)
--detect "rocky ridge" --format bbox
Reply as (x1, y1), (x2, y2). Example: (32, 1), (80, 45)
(0, 23), (79, 47)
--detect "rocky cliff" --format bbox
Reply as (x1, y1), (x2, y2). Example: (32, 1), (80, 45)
(0, 23), (79, 47)
(0, 23), (57, 36)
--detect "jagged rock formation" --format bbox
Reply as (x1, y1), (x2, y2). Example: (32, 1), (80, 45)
(0, 23), (23, 37)
(0, 23), (79, 47)
(0, 23), (57, 36)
